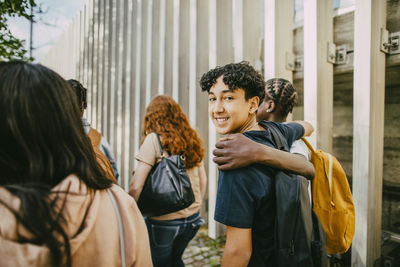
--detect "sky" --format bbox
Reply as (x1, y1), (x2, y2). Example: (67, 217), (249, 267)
(8, 0), (88, 62)
(7, 0), (355, 62)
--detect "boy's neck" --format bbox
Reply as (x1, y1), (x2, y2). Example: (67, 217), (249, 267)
(266, 113), (286, 123)
(237, 115), (263, 133)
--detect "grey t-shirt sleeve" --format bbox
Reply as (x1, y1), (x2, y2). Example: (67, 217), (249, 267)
(290, 139), (310, 161)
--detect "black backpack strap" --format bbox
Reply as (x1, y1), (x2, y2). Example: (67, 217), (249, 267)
(155, 133), (164, 156)
(267, 123), (289, 152)
(311, 210), (328, 267)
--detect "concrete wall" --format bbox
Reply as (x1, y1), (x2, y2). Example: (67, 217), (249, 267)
(291, 3), (400, 235)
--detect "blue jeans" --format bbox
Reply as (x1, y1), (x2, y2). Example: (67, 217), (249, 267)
(145, 212), (204, 267)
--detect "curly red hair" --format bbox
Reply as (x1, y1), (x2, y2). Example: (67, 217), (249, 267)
(141, 95), (205, 169)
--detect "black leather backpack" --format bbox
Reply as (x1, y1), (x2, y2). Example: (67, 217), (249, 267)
(137, 134), (195, 217)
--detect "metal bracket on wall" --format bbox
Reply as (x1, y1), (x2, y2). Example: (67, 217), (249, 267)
(335, 44), (352, 65)
(382, 230), (400, 244)
(285, 52), (295, 71)
(294, 55), (304, 71)
(286, 52), (303, 72)
(327, 42), (336, 64)
(326, 43), (354, 65)
(381, 29), (400, 54)
(388, 32), (400, 54)
(287, 45), (352, 70)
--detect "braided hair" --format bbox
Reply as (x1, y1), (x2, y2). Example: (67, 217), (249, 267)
(67, 79), (87, 110)
(265, 78), (298, 117)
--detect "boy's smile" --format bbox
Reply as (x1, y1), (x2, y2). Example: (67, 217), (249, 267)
(208, 76), (259, 135)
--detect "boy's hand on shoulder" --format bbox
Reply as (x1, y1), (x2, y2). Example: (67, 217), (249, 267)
(213, 133), (259, 170)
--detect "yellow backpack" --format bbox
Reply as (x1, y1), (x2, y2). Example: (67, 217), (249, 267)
(302, 138), (355, 255)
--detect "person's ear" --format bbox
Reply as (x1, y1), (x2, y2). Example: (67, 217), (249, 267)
(265, 100), (276, 113)
(249, 96), (259, 114)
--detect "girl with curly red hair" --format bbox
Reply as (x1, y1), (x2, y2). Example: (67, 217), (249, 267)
(129, 95), (207, 267)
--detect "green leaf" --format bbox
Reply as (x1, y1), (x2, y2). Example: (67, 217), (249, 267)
(0, 0), (36, 60)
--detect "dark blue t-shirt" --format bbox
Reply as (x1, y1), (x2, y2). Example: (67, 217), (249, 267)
(214, 121), (304, 267)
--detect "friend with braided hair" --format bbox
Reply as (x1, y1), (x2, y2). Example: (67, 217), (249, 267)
(68, 79), (119, 184)
(259, 78), (298, 122)
(258, 78), (313, 202)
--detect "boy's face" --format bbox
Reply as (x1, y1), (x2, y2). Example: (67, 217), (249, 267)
(208, 76), (258, 135)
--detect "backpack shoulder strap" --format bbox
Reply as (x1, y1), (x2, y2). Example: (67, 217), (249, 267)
(107, 189), (126, 267)
(154, 133), (165, 157)
(267, 123), (289, 152)
(94, 147), (117, 183)
(301, 137), (315, 153)
(88, 127), (102, 147)
(87, 129), (117, 184)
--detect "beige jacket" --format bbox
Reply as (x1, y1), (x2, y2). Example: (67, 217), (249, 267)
(0, 175), (152, 267)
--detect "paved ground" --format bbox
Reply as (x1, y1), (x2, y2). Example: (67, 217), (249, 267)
(182, 227), (355, 267)
(182, 227), (226, 267)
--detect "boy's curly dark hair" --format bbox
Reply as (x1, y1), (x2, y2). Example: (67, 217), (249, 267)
(199, 61), (266, 104)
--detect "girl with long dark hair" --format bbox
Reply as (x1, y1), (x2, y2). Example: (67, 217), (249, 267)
(0, 62), (152, 266)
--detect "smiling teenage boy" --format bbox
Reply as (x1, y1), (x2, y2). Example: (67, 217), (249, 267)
(200, 62), (313, 267)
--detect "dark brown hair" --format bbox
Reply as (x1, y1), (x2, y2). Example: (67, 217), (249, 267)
(0, 61), (112, 266)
